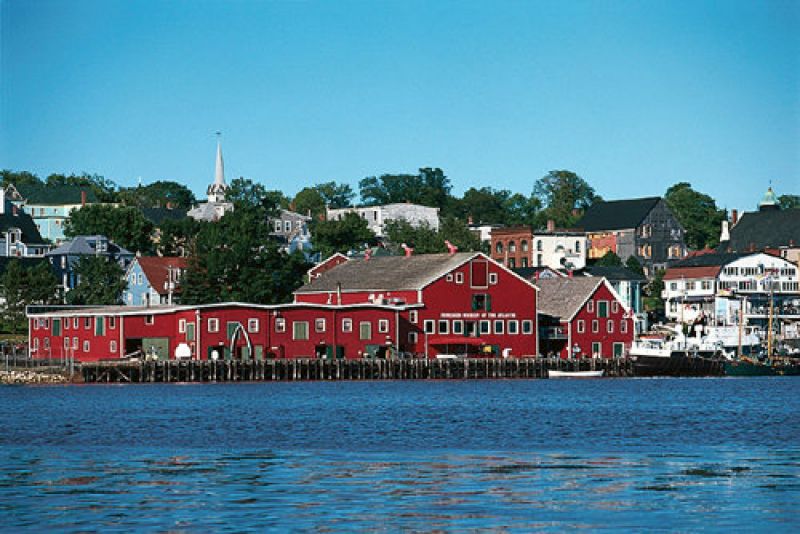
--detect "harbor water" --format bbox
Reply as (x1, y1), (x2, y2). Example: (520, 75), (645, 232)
(1, 378), (799, 531)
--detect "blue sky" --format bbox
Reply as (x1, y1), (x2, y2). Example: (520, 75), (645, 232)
(1, 0), (798, 211)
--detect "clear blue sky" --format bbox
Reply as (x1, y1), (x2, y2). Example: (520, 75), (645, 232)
(1, 0), (798, 211)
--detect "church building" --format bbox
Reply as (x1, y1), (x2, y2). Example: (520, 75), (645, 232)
(187, 137), (234, 222)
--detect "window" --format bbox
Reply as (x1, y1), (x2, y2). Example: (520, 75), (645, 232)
(378, 319), (389, 334)
(536, 240), (543, 251)
(249, 319), (261, 333)
(621, 320), (627, 334)
(575, 241), (581, 253)
(34, 320), (39, 331)
(577, 320), (585, 333)
(522, 320), (533, 334)
(33, 338), (39, 351)
(452, 320), (463, 335)
(95, 317), (105, 336)
(472, 294), (491, 311)
(64, 319), (70, 331)
(597, 301), (609, 318)
(275, 318), (286, 333)
(701, 280), (712, 291)
(84, 317), (91, 329)
(509, 241), (516, 253)
(208, 318), (219, 333)
(508, 258), (516, 268)
(521, 240), (529, 252)
(455, 272), (464, 284)
(109, 317), (116, 329)
(438, 320), (449, 334)
(137, 274), (143, 285)
(342, 318), (352, 333)
(83, 340), (90, 353)
(423, 320), (435, 334)
(359, 321), (372, 340)
(670, 282), (678, 291)
(612, 302), (618, 314)
(480, 320), (491, 334)
(521, 257), (528, 267)
(408, 332), (418, 343)
(409, 311), (418, 324)
(495, 242), (504, 254)
(591, 342), (601, 357)
(494, 320), (504, 334)
(110, 341), (117, 353)
(73, 317), (79, 329)
(446, 273), (454, 282)
(508, 320), (518, 335)
(179, 319), (186, 333)
(145, 315), (154, 325)
(72, 337), (78, 349)
(274, 220), (282, 232)
(284, 221), (291, 232)
(44, 337), (50, 349)
(587, 300), (594, 313)
(293, 321), (309, 340)
(64, 337), (70, 349)
(489, 273), (498, 285)
(613, 343), (624, 357)
(607, 320), (614, 333)
(592, 320), (599, 333)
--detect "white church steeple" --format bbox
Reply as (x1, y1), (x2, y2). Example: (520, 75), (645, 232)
(207, 132), (228, 203)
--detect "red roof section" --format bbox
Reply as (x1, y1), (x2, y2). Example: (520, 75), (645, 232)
(137, 256), (188, 295)
(663, 265), (721, 280)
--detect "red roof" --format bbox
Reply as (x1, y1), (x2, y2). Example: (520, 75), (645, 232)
(663, 265), (721, 280)
(137, 256), (188, 295)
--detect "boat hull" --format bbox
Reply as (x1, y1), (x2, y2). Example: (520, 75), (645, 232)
(548, 370), (604, 378)
(724, 360), (800, 377)
(632, 351), (723, 377)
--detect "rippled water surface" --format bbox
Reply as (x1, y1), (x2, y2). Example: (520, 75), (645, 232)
(1, 378), (799, 531)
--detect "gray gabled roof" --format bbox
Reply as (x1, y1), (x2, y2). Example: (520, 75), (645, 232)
(535, 277), (604, 320)
(46, 235), (133, 257)
(295, 252), (481, 293)
(576, 197), (661, 231)
(718, 208), (800, 252)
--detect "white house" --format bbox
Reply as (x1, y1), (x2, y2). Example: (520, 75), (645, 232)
(326, 203), (439, 237)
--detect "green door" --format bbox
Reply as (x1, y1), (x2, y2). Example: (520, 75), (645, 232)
(52, 319), (61, 337)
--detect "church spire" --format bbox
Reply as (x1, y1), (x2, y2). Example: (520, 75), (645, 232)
(207, 132), (228, 202)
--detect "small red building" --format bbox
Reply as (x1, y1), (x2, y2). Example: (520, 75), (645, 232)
(536, 277), (634, 358)
(294, 252), (539, 358)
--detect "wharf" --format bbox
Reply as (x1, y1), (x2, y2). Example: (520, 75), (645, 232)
(79, 357), (635, 383)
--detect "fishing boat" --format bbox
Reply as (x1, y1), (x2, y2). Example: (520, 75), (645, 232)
(548, 369), (604, 378)
(629, 328), (723, 377)
(724, 355), (800, 376)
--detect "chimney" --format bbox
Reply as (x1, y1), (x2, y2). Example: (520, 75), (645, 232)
(166, 201), (173, 210)
(364, 249), (372, 261)
(467, 215), (474, 225)
(720, 220), (730, 242)
(731, 209), (738, 226)
(445, 240), (458, 256)
(547, 219), (555, 232)
(81, 190), (87, 206)
(568, 269), (573, 278)
(401, 243), (414, 257)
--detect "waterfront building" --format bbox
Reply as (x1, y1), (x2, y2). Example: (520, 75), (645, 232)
(576, 197), (687, 276)
(307, 253), (349, 282)
(187, 140), (234, 222)
(536, 276), (635, 359)
(326, 202), (439, 237)
(123, 256), (187, 306)
(46, 235), (135, 294)
(490, 222), (588, 270)
(662, 251), (799, 339)
(583, 265), (647, 332)
(28, 252), (540, 361)
(0, 190), (50, 257)
(294, 252), (539, 358)
(5, 183), (99, 243)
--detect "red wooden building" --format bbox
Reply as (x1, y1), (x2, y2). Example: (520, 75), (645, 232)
(28, 252), (540, 361)
(294, 252), (539, 358)
(536, 276), (634, 358)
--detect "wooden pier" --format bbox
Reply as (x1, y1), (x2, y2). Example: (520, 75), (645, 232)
(78, 357), (635, 383)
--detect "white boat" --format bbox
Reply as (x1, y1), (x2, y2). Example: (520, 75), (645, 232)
(629, 328), (722, 377)
(548, 369), (604, 378)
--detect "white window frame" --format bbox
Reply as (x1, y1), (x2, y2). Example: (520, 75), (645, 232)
(408, 331), (418, 343)
(293, 321), (309, 340)
(489, 273), (498, 285)
(359, 321), (372, 340)
(423, 320), (435, 334)
(73, 337), (78, 349)
(480, 320), (491, 334)
(110, 340), (117, 353)
(621, 320), (628, 334)
(248, 318), (260, 333)
(145, 315), (154, 325)
(577, 319), (585, 333)
(607, 320), (614, 333)
(208, 318), (219, 333)
(275, 318), (286, 333)
(507, 320), (518, 335)
(522, 320), (533, 335)
(438, 320), (449, 335)
(494, 320), (504, 334)
(452, 320), (463, 335)
(83, 340), (90, 353)
(378, 319), (389, 334)
(446, 273), (454, 282)
(612, 301), (619, 314)
(314, 318), (326, 333)
(587, 300), (594, 313)
(409, 311), (418, 324)
(178, 319), (186, 333)
(73, 317), (79, 329)
(592, 320), (599, 333)
(342, 318), (352, 333)
(455, 272), (464, 284)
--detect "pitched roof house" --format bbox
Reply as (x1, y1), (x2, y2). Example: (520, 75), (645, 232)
(46, 235), (135, 293)
(123, 256), (188, 306)
(6, 183), (99, 243)
(0, 190), (49, 257)
(576, 197), (687, 276)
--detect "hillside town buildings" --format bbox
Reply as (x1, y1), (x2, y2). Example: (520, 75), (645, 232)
(326, 203), (439, 237)
(5, 183), (98, 243)
(123, 256), (188, 306)
(46, 235), (134, 294)
(490, 222), (588, 270)
(187, 140), (234, 222)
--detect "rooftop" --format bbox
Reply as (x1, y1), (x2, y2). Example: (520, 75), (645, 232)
(535, 277), (604, 320)
(576, 197), (662, 232)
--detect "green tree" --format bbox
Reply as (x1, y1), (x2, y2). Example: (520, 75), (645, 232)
(644, 268), (666, 313)
(533, 170), (599, 228)
(453, 187), (540, 226)
(118, 180), (196, 208)
(226, 177), (288, 213)
(0, 170), (43, 188)
(0, 260), (60, 334)
(65, 204), (155, 254)
(359, 167), (452, 207)
(596, 251), (623, 267)
(292, 187), (327, 218)
(180, 206), (309, 304)
(66, 256), (126, 305)
(778, 194), (800, 210)
(384, 217), (483, 255)
(315, 181), (355, 209)
(665, 182), (727, 249)
(157, 217), (205, 256)
(45, 173), (118, 202)
(311, 212), (376, 258)
(625, 255), (645, 276)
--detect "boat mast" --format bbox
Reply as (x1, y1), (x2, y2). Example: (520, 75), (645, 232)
(737, 294), (743, 358)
